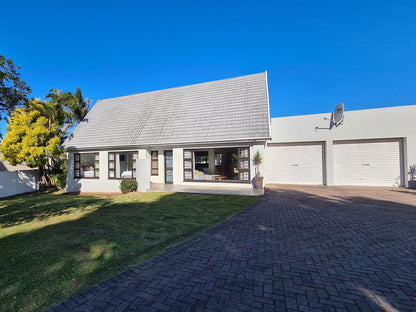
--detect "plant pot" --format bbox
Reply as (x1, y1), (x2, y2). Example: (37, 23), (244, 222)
(254, 176), (264, 189)
(408, 180), (416, 189)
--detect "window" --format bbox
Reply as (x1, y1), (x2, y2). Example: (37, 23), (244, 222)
(215, 152), (223, 166)
(183, 150), (193, 180)
(151, 151), (158, 176)
(74, 153), (99, 178)
(194, 151), (209, 172)
(183, 147), (250, 182)
(238, 147), (250, 181)
(108, 151), (138, 179)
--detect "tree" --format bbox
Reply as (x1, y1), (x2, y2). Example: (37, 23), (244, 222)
(0, 99), (64, 185)
(46, 87), (90, 132)
(0, 55), (31, 117)
(70, 87), (90, 123)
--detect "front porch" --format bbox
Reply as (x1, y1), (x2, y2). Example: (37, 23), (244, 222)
(150, 183), (264, 196)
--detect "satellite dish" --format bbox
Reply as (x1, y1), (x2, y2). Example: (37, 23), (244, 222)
(332, 102), (344, 127)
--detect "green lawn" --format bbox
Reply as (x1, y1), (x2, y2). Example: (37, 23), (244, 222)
(0, 191), (259, 312)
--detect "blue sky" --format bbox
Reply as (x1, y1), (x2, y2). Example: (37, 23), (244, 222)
(1, 0), (415, 136)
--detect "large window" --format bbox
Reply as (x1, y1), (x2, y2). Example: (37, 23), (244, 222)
(151, 151), (158, 176)
(108, 151), (138, 179)
(74, 153), (99, 179)
(183, 147), (250, 182)
(194, 151), (209, 172)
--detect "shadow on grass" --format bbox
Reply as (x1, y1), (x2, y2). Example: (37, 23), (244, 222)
(0, 193), (111, 227)
(0, 191), (257, 312)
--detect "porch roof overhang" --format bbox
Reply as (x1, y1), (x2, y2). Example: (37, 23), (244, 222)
(64, 137), (271, 152)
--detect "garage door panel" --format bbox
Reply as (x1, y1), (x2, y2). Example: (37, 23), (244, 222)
(333, 140), (403, 186)
(267, 144), (324, 185)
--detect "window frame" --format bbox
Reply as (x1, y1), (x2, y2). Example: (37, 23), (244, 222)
(108, 151), (138, 180)
(74, 153), (99, 179)
(151, 151), (159, 176)
(237, 147), (250, 182)
(183, 150), (193, 181)
(183, 147), (250, 183)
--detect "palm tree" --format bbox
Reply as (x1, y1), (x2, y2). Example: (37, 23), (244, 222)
(29, 99), (65, 132)
(46, 87), (90, 133)
(71, 87), (90, 123)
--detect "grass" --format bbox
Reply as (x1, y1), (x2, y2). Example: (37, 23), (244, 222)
(0, 191), (259, 312)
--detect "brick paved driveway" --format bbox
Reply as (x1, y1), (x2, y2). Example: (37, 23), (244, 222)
(50, 186), (416, 312)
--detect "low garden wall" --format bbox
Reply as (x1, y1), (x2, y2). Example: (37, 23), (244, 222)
(0, 170), (39, 198)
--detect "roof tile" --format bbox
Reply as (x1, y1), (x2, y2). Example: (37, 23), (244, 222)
(64, 72), (270, 150)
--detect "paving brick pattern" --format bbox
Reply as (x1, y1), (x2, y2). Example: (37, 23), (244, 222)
(48, 186), (416, 311)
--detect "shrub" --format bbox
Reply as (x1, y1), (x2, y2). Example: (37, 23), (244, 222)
(120, 179), (138, 194)
(50, 173), (67, 189)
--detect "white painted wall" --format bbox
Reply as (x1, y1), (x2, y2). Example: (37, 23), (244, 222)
(137, 149), (151, 192)
(268, 105), (416, 187)
(66, 143), (265, 192)
(67, 150), (139, 192)
(149, 148), (165, 184)
(0, 170), (39, 198)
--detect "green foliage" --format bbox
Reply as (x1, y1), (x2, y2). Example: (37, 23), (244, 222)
(120, 179), (138, 194)
(252, 150), (263, 177)
(0, 55), (31, 116)
(46, 87), (90, 133)
(0, 99), (64, 168)
(50, 173), (67, 189)
(409, 165), (416, 181)
(50, 157), (67, 189)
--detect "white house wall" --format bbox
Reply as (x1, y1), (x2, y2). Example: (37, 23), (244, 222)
(268, 105), (416, 186)
(67, 151), (132, 193)
(149, 148), (165, 184)
(67, 143), (266, 192)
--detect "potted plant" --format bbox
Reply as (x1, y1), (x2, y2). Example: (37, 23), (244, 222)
(409, 165), (416, 189)
(252, 150), (264, 189)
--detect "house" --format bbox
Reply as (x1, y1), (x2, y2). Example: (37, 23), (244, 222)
(0, 154), (39, 198)
(64, 72), (416, 192)
(64, 72), (270, 192)
(266, 105), (416, 187)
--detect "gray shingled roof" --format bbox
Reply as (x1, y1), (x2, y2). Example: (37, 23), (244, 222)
(64, 72), (270, 150)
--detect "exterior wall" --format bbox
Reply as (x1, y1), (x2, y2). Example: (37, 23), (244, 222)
(268, 105), (416, 186)
(137, 149), (151, 192)
(67, 150), (139, 192)
(0, 170), (39, 198)
(150, 148), (165, 184)
(66, 143), (266, 192)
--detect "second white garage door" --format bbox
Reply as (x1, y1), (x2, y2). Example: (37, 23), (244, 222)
(267, 143), (325, 185)
(333, 139), (404, 186)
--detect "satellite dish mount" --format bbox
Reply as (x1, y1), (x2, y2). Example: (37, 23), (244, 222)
(315, 102), (345, 131)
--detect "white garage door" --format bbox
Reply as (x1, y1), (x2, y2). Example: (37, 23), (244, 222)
(267, 143), (325, 185)
(333, 140), (404, 186)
